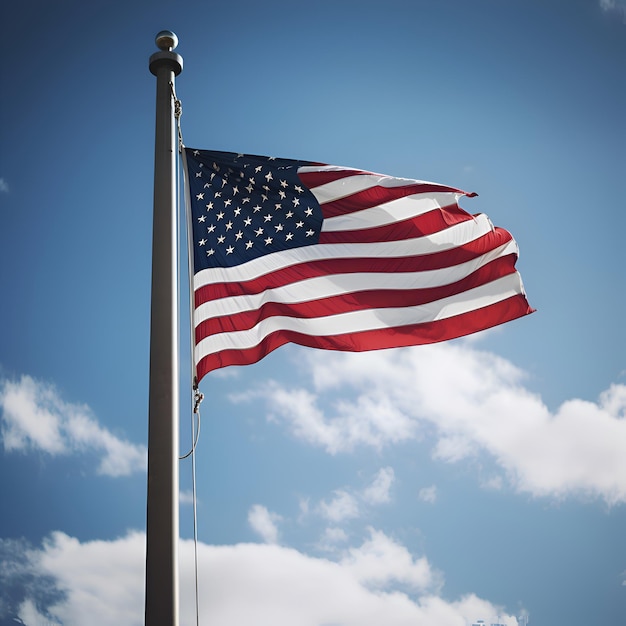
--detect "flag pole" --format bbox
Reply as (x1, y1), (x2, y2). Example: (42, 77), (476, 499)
(146, 30), (183, 626)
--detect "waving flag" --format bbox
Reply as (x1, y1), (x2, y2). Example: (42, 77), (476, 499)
(184, 148), (533, 383)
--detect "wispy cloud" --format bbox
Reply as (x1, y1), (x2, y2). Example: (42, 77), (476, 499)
(239, 344), (626, 505)
(0, 375), (146, 477)
(418, 485), (438, 504)
(319, 489), (360, 523)
(0, 531), (521, 626)
(0, 178), (8, 193)
(600, 0), (626, 21)
(362, 467), (395, 505)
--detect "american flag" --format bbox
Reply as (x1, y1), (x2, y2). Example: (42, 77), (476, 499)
(184, 148), (533, 383)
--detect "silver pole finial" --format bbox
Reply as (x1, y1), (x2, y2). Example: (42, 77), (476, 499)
(155, 30), (178, 51)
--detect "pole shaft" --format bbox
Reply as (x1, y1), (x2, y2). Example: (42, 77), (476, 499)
(146, 39), (183, 626)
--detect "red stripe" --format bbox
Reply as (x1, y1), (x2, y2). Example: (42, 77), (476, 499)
(320, 183), (470, 219)
(196, 295), (533, 379)
(297, 168), (368, 187)
(195, 256), (519, 342)
(320, 206), (473, 244)
(194, 227), (514, 307)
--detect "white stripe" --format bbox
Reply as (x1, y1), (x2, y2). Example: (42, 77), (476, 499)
(305, 172), (452, 204)
(193, 214), (495, 289)
(195, 273), (524, 361)
(321, 192), (462, 232)
(194, 240), (519, 325)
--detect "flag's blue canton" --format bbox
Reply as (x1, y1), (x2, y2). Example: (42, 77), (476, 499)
(185, 148), (323, 272)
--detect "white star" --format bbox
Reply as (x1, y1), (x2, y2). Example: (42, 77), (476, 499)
(207, 248), (215, 256)
(255, 165), (262, 173)
(280, 179), (288, 188)
(196, 193), (204, 200)
(264, 214), (273, 222)
(225, 221), (233, 230)
(264, 237), (273, 245)
(195, 172), (202, 178)
(207, 224), (216, 233)
(285, 210), (294, 218)
(245, 240), (253, 250)
(226, 246), (234, 255)
(248, 177), (256, 185)
(278, 190), (286, 199)
(292, 198), (300, 207)
(224, 199), (232, 207)
(242, 197), (251, 204)
(198, 238), (207, 246)
(246, 184), (254, 193)
(198, 215), (206, 223)
(275, 223), (284, 232)
(294, 185), (304, 193)
(254, 227), (264, 236)
(243, 216), (252, 226)
(217, 235), (226, 244)
(285, 232), (294, 241)
(233, 207), (242, 216)
(253, 205), (262, 213)
(232, 186), (239, 196)
(206, 202), (214, 211)
(295, 221), (304, 228)
(305, 208), (313, 217)
(265, 171), (273, 182)
(235, 231), (243, 241)
(215, 192), (222, 198)
(306, 229), (315, 237)
(216, 211), (225, 220)
(193, 150), (199, 156)
(274, 203), (282, 211)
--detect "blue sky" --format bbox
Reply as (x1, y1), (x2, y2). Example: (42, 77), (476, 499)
(0, 1), (625, 624)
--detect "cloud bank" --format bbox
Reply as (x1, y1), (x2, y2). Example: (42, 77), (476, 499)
(234, 344), (626, 504)
(0, 375), (146, 477)
(1, 531), (520, 626)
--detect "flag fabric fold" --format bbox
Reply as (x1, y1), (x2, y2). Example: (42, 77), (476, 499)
(183, 148), (533, 383)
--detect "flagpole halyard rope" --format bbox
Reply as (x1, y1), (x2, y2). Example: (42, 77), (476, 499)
(172, 93), (201, 626)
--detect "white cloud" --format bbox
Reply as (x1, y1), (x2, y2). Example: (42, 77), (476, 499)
(362, 466), (395, 505)
(243, 345), (626, 504)
(0, 375), (146, 477)
(232, 377), (418, 454)
(2, 531), (520, 626)
(248, 504), (282, 544)
(318, 526), (349, 552)
(418, 485), (438, 503)
(340, 527), (439, 593)
(319, 490), (360, 522)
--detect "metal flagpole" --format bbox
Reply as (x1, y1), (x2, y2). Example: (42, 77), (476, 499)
(146, 30), (183, 626)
